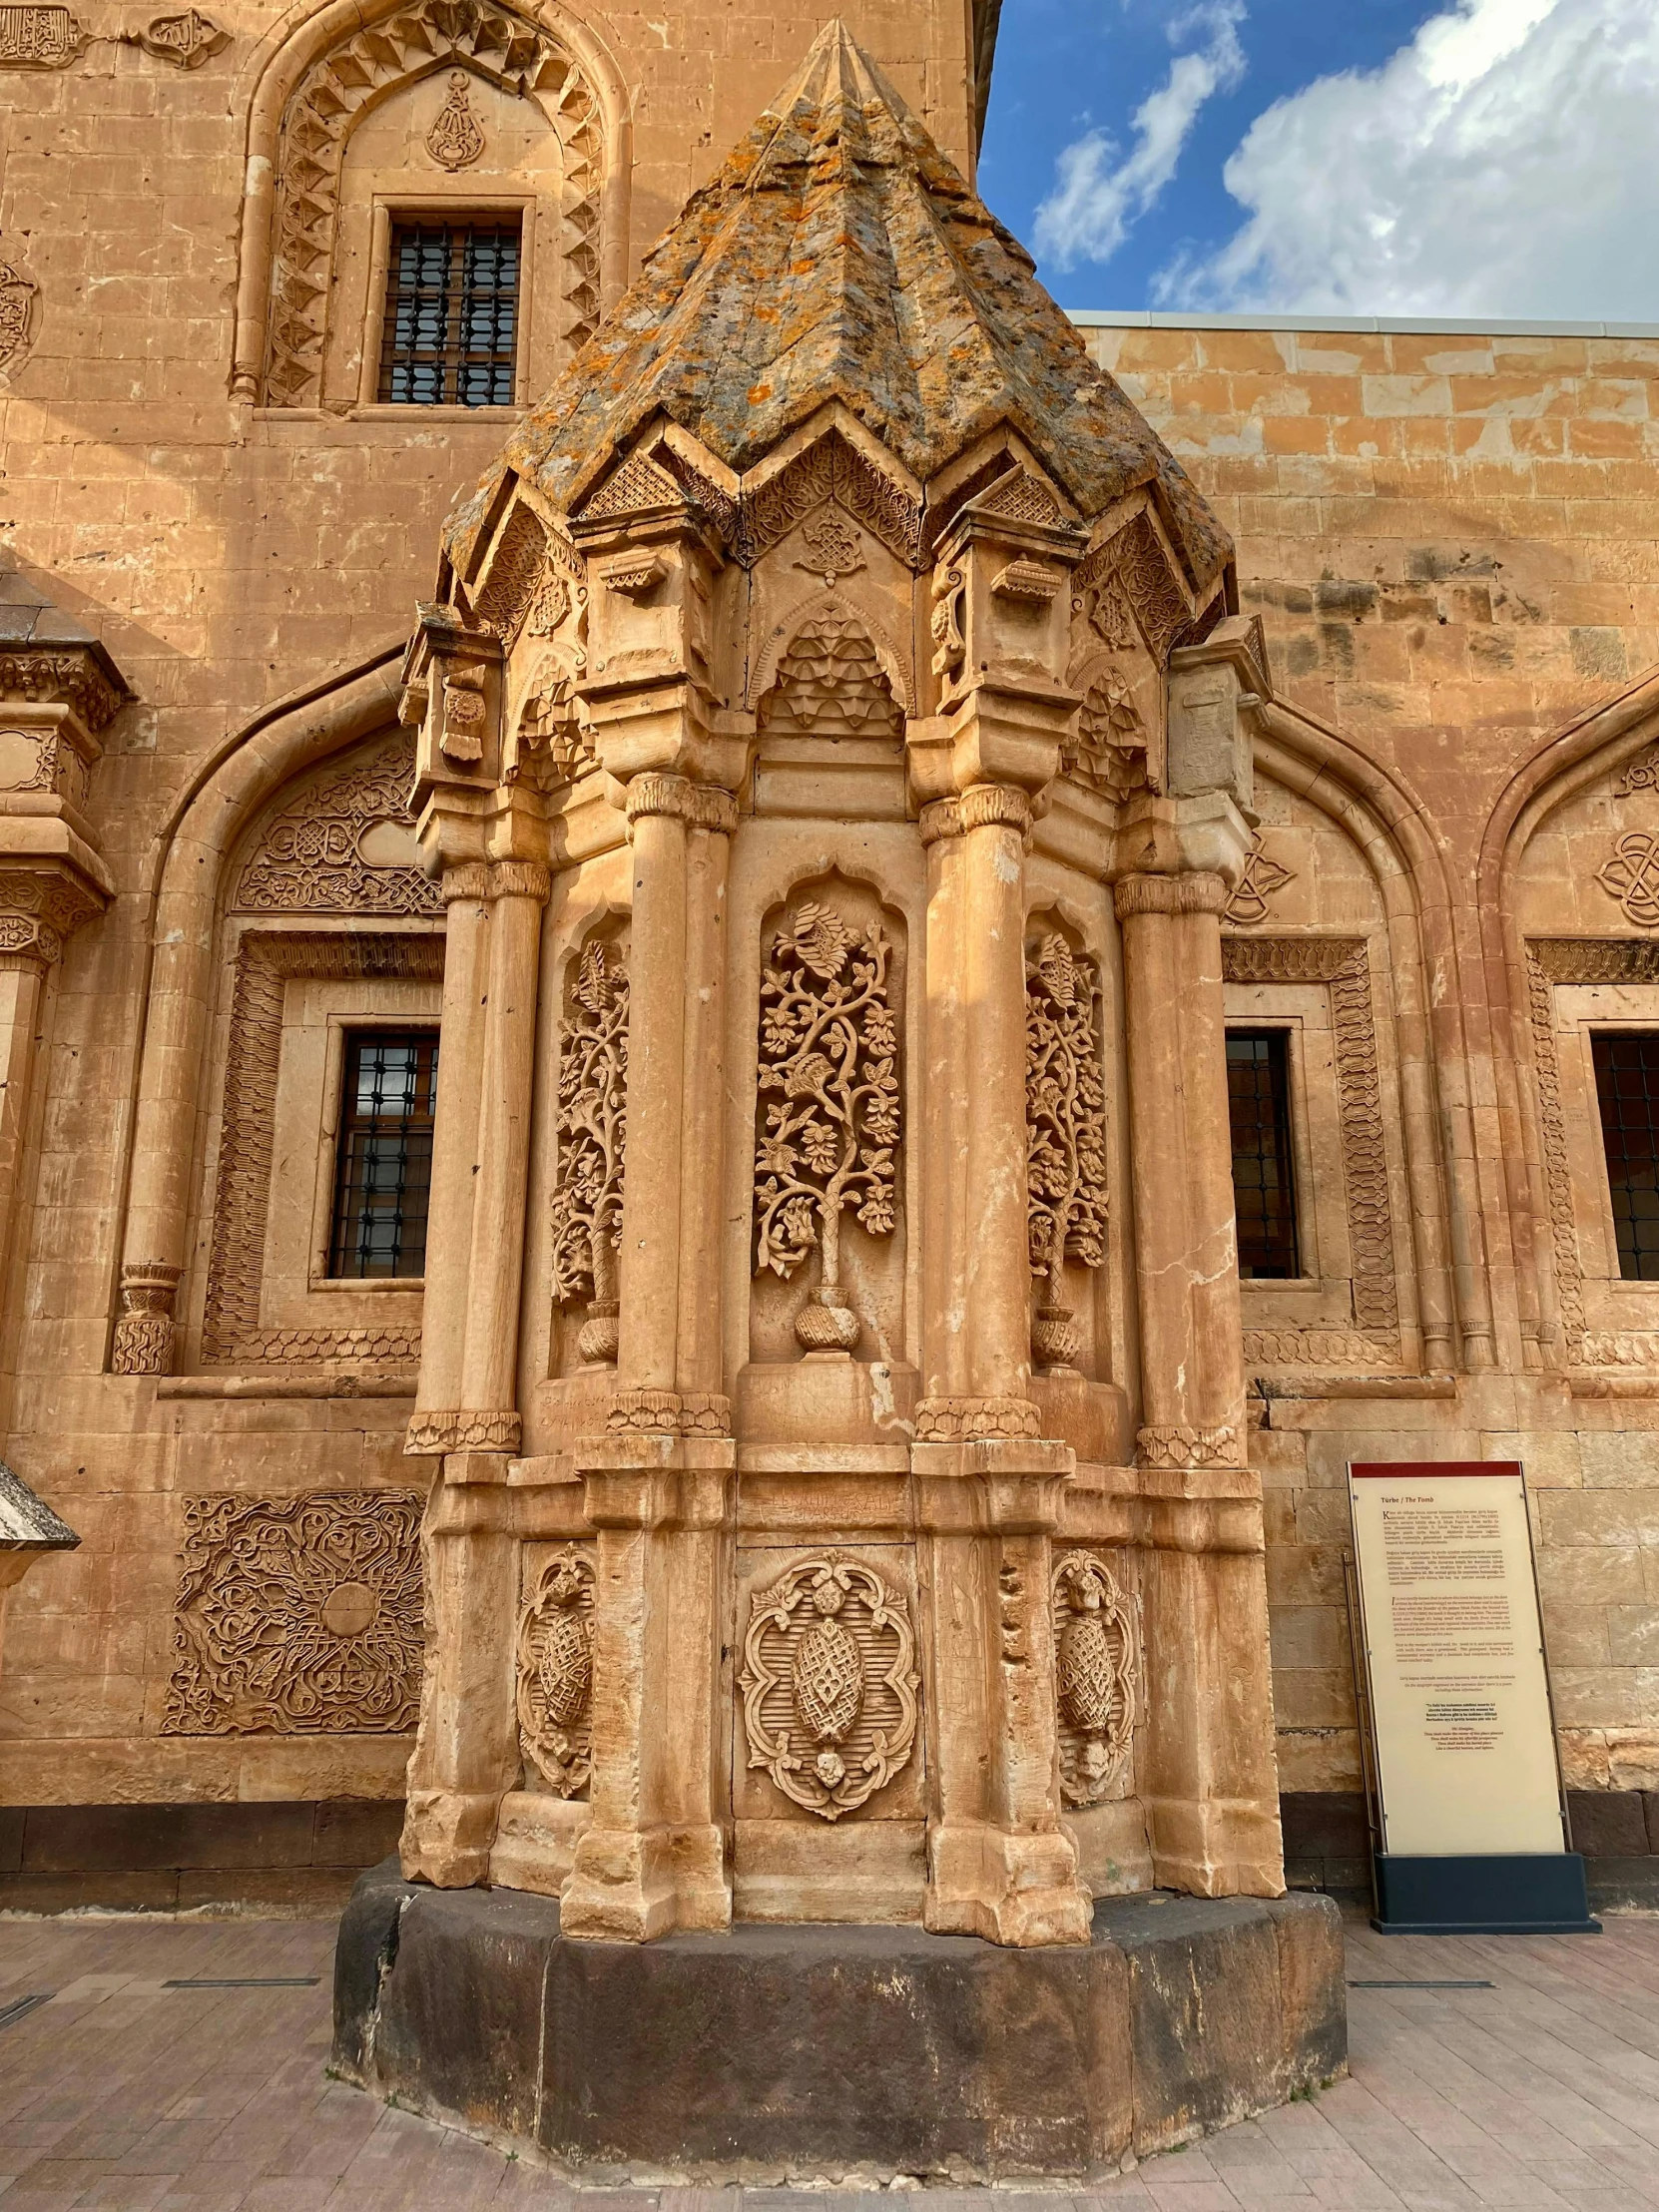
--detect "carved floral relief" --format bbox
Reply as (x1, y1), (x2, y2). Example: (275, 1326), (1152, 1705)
(754, 897), (900, 1354)
(549, 938), (629, 1365)
(163, 1490), (423, 1735)
(516, 1545), (594, 1797)
(1052, 1550), (1137, 1807)
(1025, 934), (1107, 1371)
(738, 1552), (919, 1821)
(234, 737), (439, 917)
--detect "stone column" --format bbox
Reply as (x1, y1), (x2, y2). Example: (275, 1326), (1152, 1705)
(560, 771), (737, 1941)
(400, 853), (550, 1885)
(404, 862), (489, 1453)
(457, 860), (549, 1449)
(1115, 851), (1283, 1896)
(915, 789), (1090, 1947)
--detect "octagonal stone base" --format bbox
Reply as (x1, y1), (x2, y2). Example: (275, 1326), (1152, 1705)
(331, 1861), (1347, 2183)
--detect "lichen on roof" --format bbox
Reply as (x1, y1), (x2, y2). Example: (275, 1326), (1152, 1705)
(445, 22), (1230, 594)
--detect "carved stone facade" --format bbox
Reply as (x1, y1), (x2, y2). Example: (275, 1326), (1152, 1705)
(516, 1544), (594, 1796)
(5, 0), (1659, 1933)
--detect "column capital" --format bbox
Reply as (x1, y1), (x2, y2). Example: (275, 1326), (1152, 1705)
(439, 859), (550, 905)
(623, 773), (739, 837)
(918, 785), (1034, 846)
(1114, 870), (1229, 921)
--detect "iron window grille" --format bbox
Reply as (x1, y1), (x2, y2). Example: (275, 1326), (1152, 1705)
(328, 1031), (440, 1280)
(1227, 1028), (1300, 1280)
(1591, 1031), (1659, 1280)
(377, 218), (521, 407)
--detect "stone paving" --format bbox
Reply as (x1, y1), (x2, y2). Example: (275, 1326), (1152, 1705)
(0, 1910), (1655, 2211)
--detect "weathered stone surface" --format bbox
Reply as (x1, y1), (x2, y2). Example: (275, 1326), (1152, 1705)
(445, 24), (1229, 592)
(332, 1866), (1345, 2178)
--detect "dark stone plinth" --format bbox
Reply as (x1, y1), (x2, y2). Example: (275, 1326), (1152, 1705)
(332, 1862), (1347, 2181)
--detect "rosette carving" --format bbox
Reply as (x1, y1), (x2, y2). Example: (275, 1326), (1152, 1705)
(739, 1553), (918, 1821)
(516, 1546), (594, 1797)
(161, 1490), (423, 1735)
(549, 940), (628, 1364)
(754, 899), (899, 1354)
(1052, 1550), (1137, 1807)
(1025, 936), (1107, 1371)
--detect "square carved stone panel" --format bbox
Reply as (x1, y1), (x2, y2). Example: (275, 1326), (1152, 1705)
(162, 1489), (424, 1736)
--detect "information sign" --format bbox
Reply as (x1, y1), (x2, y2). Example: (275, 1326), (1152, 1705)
(1348, 1461), (1565, 1859)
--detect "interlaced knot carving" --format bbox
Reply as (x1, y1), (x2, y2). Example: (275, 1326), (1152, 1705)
(162, 1490), (423, 1735)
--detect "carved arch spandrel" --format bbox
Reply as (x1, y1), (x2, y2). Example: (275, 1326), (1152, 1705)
(232, 0), (630, 406)
(1249, 704), (1474, 1375)
(1483, 675), (1659, 1371)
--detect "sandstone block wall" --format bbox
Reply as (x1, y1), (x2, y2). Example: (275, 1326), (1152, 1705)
(1082, 314), (1659, 1818)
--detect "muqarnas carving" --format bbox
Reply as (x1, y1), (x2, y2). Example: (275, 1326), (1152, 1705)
(739, 1553), (919, 1822)
(754, 898), (900, 1355)
(761, 615), (900, 741)
(163, 1490), (423, 1735)
(1052, 1549), (1137, 1807)
(1025, 934), (1107, 1371)
(549, 938), (628, 1364)
(516, 1545), (594, 1797)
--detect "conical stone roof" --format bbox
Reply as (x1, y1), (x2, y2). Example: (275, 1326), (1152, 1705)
(446, 21), (1229, 593)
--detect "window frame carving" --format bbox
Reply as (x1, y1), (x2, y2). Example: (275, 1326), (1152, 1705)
(1526, 936), (1659, 1368)
(200, 929), (445, 1368)
(253, 0), (605, 410)
(1222, 934), (1402, 1370)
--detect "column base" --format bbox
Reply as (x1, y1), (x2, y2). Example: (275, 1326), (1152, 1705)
(333, 1865), (1348, 2179)
(1145, 1795), (1286, 1899)
(924, 1820), (1092, 1946)
(559, 1820), (731, 1941)
(400, 1789), (501, 1888)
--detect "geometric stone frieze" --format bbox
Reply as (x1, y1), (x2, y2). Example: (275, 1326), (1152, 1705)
(161, 1488), (424, 1734)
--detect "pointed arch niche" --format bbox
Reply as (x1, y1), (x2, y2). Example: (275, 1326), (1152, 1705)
(1489, 671), (1659, 1375)
(231, 0), (630, 408)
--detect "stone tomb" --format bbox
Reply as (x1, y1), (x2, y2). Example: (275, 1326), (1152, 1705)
(331, 26), (1346, 2175)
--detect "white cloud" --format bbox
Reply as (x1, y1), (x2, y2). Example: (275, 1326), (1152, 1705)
(1034, 4), (1247, 270)
(1158, 0), (1659, 316)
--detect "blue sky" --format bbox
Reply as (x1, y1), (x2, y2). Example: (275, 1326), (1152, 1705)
(977, 0), (1659, 320)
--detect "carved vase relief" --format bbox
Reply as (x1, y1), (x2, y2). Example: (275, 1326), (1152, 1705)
(739, 1553), (919, 1821)
(754, 896), (900, 1355)
(549, 937), (629, 1365)
(1052, 1549), (1137, 1807)
(163, 1490), (423, 1735)
(1025, 934), (1107, 1371)
(516, 1545), (594, 1797)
